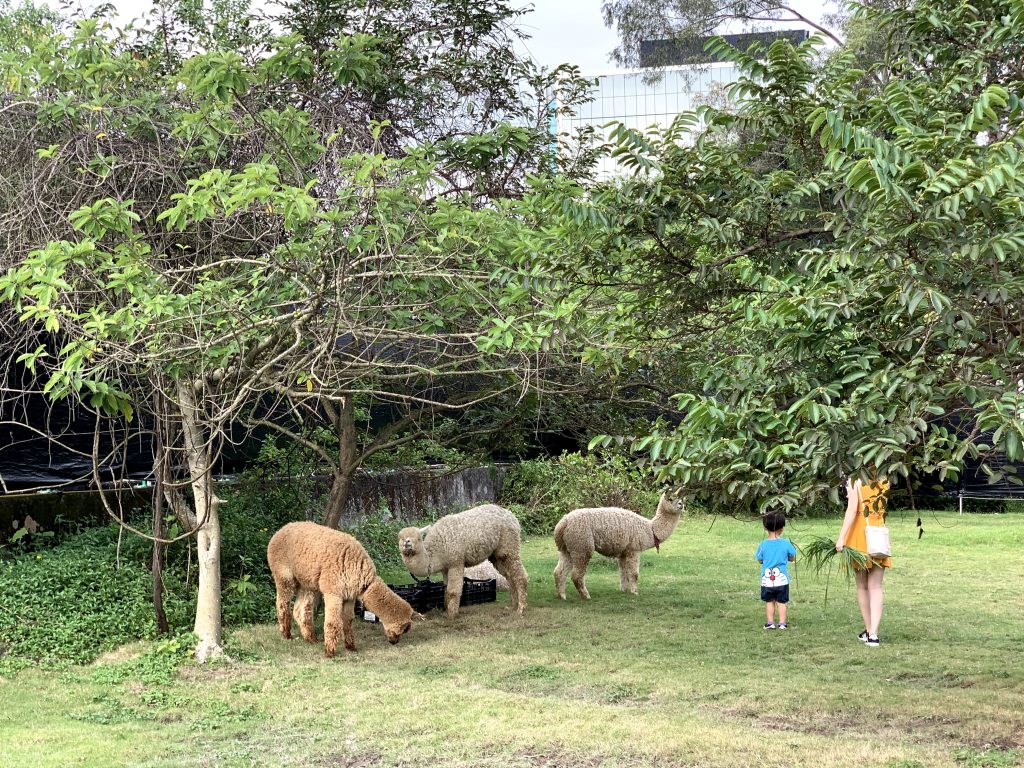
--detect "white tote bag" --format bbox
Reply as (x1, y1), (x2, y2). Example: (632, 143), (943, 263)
(865, 524), (891, 558)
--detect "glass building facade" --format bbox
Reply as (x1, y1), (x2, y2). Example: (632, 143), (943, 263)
(557, 31), (809, 176)
(557, 64), (741, 177)
(567, 64), (740, 133)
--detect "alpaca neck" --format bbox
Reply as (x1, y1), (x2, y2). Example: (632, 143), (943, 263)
(363, 578), (400, 615)
(650, 496), (681, 544)
(404, 548), (431, 578)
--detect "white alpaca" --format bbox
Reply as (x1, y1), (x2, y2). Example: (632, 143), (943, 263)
(398, 504), (528, 617)
(464, 560), (509, 591)
(553, 493), (684, 600)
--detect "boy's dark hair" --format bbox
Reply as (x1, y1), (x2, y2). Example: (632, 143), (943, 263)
(762, 511), (786, 533)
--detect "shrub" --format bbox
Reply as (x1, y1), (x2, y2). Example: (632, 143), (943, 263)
(501, 453), (658, 534)
(345, 514), (403, 570)
(225, 436), (323, 523)
(0, 524), (192, 666)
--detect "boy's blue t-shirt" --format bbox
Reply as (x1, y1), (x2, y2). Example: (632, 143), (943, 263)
(755, 537), (797, 588)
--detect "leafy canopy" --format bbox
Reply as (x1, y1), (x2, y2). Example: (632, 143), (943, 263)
(535, 0), (1024, 510)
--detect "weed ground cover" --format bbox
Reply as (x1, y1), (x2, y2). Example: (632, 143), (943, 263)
(2, 511), (1022, 767)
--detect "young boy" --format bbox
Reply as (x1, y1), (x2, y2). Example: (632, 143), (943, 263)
(756, 511), (797, 629)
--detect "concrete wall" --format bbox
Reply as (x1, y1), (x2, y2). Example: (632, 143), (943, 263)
(338, 464), (509, 525)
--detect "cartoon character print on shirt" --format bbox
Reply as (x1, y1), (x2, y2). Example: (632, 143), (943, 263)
(760, 567), (790, 588)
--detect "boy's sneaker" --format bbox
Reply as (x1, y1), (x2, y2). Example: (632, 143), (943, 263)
(763, 622), (776, 630)
(778, 623), (788, 630)
(866, 635), (880, 647)
(858, 631), (869, 642)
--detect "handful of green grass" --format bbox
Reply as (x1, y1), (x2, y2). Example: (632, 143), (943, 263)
(800, 536), (872, 577)
(798, 536), (873, 608)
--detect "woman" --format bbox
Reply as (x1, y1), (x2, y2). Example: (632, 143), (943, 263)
(836, 476), (891, 647)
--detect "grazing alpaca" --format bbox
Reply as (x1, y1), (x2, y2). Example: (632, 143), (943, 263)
(553, 493), (684, 600)
(267, 522), (420, 656)
(398, 504), (528, 617)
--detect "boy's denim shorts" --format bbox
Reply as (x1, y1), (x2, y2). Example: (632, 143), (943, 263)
(760, 585), (790, 603)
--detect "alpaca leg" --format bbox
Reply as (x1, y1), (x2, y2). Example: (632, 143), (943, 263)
(273, 575), (296, 640)
(342, 598), (357, 652)
(620, 552), (640, 595)
(554, 552), (571, 600)
(494, 555), (528, 615)
(445, 564), (465, 617)
(294, 589), (319, 643)
(323, 593), (343, 658)
(513, 559), (529, 615)
(570, 552), (592, 600)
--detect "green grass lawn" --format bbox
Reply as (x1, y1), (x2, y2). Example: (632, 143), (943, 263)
(2, 510), (1023, 768)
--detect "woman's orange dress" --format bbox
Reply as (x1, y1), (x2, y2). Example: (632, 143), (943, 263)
(846, 480), (892, 570)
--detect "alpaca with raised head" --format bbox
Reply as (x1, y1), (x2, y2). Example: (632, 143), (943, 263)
(268, 521), (421, 656)
(398, 504), (528, 617)
(553, 492), (684, 600)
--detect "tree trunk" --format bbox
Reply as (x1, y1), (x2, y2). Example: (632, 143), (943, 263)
(323, 466), (356, 529)
(178, 382), (223, 662)
(151, 405), (169, 635)
(322, 395), (359, 529)
(151, 486), (169, 635)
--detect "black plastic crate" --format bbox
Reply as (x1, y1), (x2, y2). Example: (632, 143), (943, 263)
(357, 577), (496, 622)
(460, 576), (497, 606)
(390, 580), (444, 613)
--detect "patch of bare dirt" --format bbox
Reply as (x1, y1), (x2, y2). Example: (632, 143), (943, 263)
(715, 703), (1007, 749)
(91, 641), (148, 665)
(510, 748), (605, 767)
(178, 661), (254, 683)
(315, 753), (382, 767)
(720, 704), (862, 737)
(507, 748), (686, 767)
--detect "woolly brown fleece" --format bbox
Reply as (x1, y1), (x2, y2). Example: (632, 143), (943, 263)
(268, 521), (417, 655)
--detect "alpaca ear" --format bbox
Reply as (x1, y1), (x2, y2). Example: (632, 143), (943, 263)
(412, 611), (426, 621)
(418, 526), (429, 538)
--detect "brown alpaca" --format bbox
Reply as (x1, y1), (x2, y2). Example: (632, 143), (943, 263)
(267, 522), (421, 656)
(553, 493), (684, 600)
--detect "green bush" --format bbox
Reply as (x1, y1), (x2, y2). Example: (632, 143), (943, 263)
(501, 453), (658, 534)
(0, 524), (193, 666)
(345, 514), (403, 570)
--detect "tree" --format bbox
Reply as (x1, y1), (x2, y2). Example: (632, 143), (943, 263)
(205, 0), (598, 527)
(519, 0), (1024, 511)
(0, 1), (580, 657)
